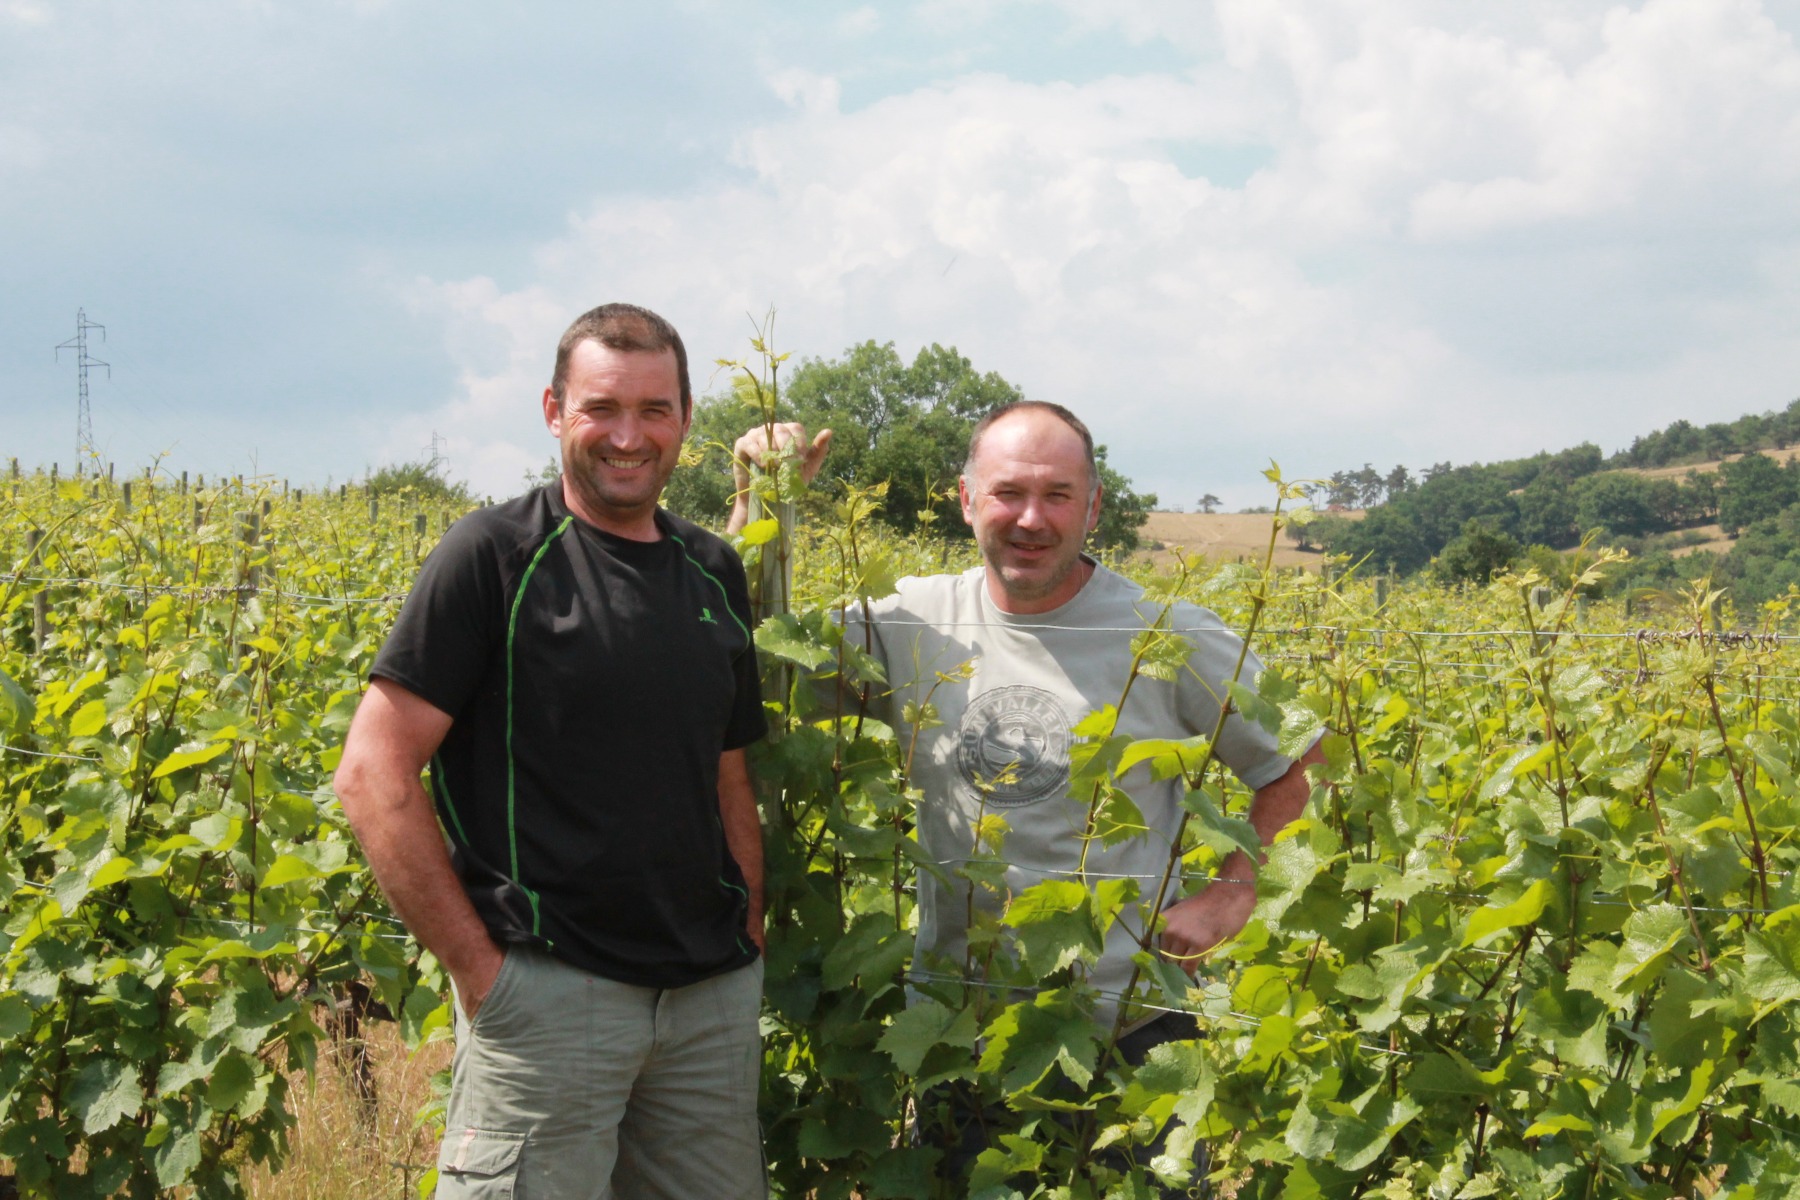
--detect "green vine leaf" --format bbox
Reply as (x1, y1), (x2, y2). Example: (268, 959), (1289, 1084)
(68, 1057), (141, 1135)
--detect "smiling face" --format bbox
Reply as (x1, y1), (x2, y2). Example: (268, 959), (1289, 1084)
(541, 339), (689, 541)
(959, 407), (1102, 613)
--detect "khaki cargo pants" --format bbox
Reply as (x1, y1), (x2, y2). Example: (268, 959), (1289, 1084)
(435, 948), (766, 1199)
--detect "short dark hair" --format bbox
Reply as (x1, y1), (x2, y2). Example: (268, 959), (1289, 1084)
(550, 303), (692, 414)
(963, 401), (1099, 496)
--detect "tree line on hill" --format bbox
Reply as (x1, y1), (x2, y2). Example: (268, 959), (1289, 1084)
(1304, 398), (1800, 607)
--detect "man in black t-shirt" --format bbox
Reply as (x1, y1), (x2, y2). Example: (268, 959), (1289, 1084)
(335, 303), (769, 1199)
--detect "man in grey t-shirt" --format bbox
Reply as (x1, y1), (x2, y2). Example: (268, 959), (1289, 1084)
(730, 401), (1322, 1025)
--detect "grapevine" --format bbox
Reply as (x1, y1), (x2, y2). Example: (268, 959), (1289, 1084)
(1, 452), (1797, 1198)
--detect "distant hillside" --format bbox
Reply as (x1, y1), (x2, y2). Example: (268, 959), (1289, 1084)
(1607, 400), (1800, 470)
(1301, 397), (1800, 606)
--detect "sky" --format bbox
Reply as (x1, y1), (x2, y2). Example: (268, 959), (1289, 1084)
(5, 0), (1800, 511)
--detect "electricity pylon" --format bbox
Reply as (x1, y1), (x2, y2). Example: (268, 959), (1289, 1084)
(55, 309), (109, 467)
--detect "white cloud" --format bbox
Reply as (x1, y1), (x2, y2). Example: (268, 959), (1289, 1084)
(911, 0), (1217, 53)
(373, 275), (570, 496)
(1214, 0), (1800, 243)
(1, 2), (51, 25)
(408, 0), (1800, 507)
(835, 6), (880, 37)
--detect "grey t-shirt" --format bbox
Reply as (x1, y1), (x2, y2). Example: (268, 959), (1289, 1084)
(848, 562), (1292, 1019)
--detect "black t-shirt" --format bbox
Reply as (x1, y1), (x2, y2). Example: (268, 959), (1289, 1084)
(370, 485), (767, 988)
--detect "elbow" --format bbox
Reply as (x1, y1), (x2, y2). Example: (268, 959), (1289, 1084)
(332, 749), (380, 834)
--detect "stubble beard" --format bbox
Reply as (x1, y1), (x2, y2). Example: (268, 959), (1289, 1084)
(984, 530), (1082, 608)
(562, 440), (672, 525)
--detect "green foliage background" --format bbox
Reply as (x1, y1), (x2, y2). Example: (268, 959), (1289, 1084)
(1, 447), (1798, 1198)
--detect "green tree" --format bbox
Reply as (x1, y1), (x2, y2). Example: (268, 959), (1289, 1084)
(362, 457), (472, 504)
(662, 339), (1156, 550)
(781, 341), (1022, 535)
(1716, 451), (1797, 534)
(1574, 472), (1659, 537)
(659, 396), (758, 525)
(1434, 518), (1523, 584)
(1516, 474), (1579, 547)
(1093, 449), (1155, 553)
(1315, 505), (1431, 573)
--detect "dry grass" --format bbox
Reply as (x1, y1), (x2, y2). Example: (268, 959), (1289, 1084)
(1135, 510), (1358, 571)
(246, 1013), (452, 1200)
(1620, 445), (1800, 480)
(1666, 523), (1734, 557)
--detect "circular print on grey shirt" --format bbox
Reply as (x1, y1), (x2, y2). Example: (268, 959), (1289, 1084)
(956, 685), (1073, 808)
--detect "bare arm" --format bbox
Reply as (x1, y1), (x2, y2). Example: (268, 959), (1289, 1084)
(717, 748), (766, 951)
(726, 422), (833, 536)
(333, 677), (505, 1016)
(1159, 740), (1327, 974)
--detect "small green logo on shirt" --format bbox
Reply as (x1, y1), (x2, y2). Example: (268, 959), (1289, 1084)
(699, 606), (717, 625)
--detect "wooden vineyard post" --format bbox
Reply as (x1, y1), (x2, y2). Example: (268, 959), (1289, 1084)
(742, 461), (795, 706)
(239, 510), (261, 592)
(1530, 586), (1553, 652)
(27, 528), (48, 656)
